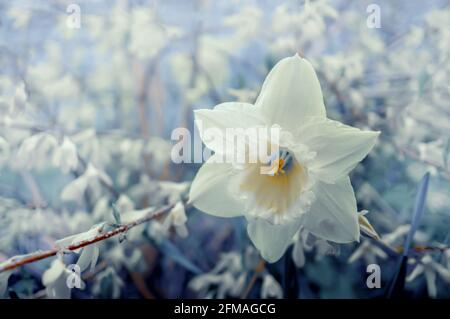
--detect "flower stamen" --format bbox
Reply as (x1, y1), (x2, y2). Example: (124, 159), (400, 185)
(268, 149), (293, 176)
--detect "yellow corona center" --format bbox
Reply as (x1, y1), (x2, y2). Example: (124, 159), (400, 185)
(272, 158), (286, 175)
(238, 153), (307, 216)
(267, 149), (293, 176)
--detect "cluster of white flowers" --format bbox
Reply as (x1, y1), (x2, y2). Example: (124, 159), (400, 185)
(189, 252), (247, 298)
(406, 254), (450, 298)
(188, 249), (283, 299)
(292, 227), (340, 268)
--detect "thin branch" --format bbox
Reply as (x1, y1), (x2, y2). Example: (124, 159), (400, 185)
(241, 258), (266, 299)
(0, 203), (175, 274)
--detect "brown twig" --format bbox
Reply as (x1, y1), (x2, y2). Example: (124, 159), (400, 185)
(241, 258), (266, 299)
(397, 245), (450, 253)
(129, 271), (155, 299)
(0, 203), (176, 274)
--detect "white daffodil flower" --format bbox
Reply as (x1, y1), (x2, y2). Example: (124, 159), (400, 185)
(189, 54), (379, 262)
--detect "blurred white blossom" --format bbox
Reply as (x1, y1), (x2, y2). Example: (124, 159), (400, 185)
(42, 259), (85, 299)
(188, 252), (246, 298)
(52, 136), (79, 173)
(261, 273), (283, 299)
(14, 133), (58, 170)
(61, 164), (112, 203)
(162, 202), (188, 238)
(92, 266), (124, 299)
(407, 255), (450, 298)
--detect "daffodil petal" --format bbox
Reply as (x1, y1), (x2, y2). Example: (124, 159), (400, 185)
(194, 102), (266, 154)
(247, 217), (301, 263)
(189, 154), (244, 218)
(292, 238), (306, 268)
(303, 177), (360, 243)
(300, 118), (379, 183)
(256, 54), (326, 132)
